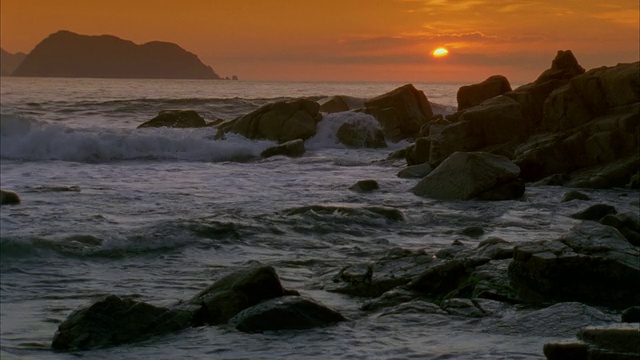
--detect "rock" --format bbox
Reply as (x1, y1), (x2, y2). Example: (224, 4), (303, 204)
(349, 179), (379, 192)
(336, 118), (387, 148)
(543, 341), (589, 360)
(229, 296), (345, 333)
(569, 204), (617, 221)
(461, 226), (484, 238)
(13, 30), (220, 79)
(600, 212), (640, 246)
(457, 75), (512, 111)
(51, 295), (193, 351)
(0, 189), (20, 205)
(578, 324), (640, 356)
(187, 265), (288, 325)
(405, 137), (431, 165)
(406, 258), (486, 298)
(561, 190), (590, 202)
(318, 95), (350, 113)
(397, 162), (433, 179)
(475, 237), (514, 261)
(285, 204), (404, 222)
(260, 139), (305, 158)
(219, 99), (321, 143)
(508, 222), (640, 308)
(412, 152), (524, 201)
(364, 84), (434, 142)
(137, 110), (207, 128)
(535, 50), (585, 85)
(621, 306), (640, 323)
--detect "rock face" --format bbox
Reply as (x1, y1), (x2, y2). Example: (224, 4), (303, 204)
(137, 110), (207, 128)
(229, 296), (346, 333)
(412, 152), (525, 200)
(219, 99), (321, 143)
(260, 139), (306, 158)
(1, 48), (26, 76)
(508, 222), (640, 308)
(0, 189), (21, 205)
(364, 84), (434, 142)
(12, 30), (220, 79)
(457, 75), (512, 111)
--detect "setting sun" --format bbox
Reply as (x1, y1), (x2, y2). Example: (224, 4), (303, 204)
(432, 47), (449, 58)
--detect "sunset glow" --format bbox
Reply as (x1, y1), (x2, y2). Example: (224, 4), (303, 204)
(0, 0), (638, 82)
(432, 48), (449, 58)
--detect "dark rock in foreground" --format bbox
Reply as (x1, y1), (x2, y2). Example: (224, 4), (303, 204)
(13, 30), (220, 79)
(508, 222), (640, 308)
(457, 75), (512, 111)
(412, 151), (524, 200)
(0, 189), (20, 205)
(229, 296), (346, 333)
(261, 139), (306, 158)
(137, 110), (207, 129)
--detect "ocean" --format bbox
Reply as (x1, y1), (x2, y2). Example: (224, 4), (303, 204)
(0, 77), (634, 359)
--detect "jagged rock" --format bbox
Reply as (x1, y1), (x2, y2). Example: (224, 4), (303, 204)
(397, 162), (433, 179)
(561, 190), (590, 202)
(457, 75), (512, 111)
(219, 99), (321, 143)
(229, 296), (345, 333)
(364, 84), (434, 142)
(508, 222), (640, 308)
(349, 179), (379, 192)
(0, 189), (20, 205)
(318, 95), (350, 113)
(336, 118), (387, 148)
(535, 50), (585, 84)
(260, 139), (305, 158)
(137, 110), (206, 128)
(51, 295), (194, 351)
(569, 204), (617, 221)
(412, 152), (524, 200)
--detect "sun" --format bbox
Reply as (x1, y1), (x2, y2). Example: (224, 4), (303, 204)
(432, 47), (449, 58)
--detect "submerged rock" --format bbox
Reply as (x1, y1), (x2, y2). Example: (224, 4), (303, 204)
(349, 179), (379, 193)
(569, 203), (617, 220)
(137, 110), (207, 128)
(285, 204), (404, 222)
(560, 190), (590, 202)
(229, 296), (345, 333)
(412, 152), (524, 200)
(0, 189), (20, 205)
(260, 139), (306, 158)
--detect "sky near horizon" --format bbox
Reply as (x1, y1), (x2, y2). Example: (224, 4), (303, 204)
(1, 0), (638, 83)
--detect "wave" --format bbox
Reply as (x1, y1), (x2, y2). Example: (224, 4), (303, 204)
(0, 114), (274, 163)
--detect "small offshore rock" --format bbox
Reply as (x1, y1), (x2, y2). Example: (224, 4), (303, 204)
(261, 139), (305, 158)
(569, 204), (617, 220)
(561, 190), (590, 202)
(461, 226), (484, 238)
(349, 179), (379, 192)
(397, 162), (433, 179)
(138, 110), (206, 128)
(0, 189), (20, 205)
(229, 296), (345, 333)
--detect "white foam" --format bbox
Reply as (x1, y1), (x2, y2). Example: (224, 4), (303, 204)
(0, 114), (274, 163)
(306, 112), (381, 150)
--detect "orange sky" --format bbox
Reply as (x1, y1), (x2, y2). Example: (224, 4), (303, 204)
(1, 0), (638, 82)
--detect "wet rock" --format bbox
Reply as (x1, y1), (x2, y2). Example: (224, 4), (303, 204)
(599, 212), (640, 246)
(621, 306), (640, 323)
(51, 295), (193, 351)
(461, 226), (484, 238)
(405, 137), (431, 166)
(413, 152), (524, 201)
(442, 298), (486, 317)
(361, 288), (423, 312)
(561, 190), (590, 202)
(407, 258), (489, 298)
(260, 139), (305, 158)
(508, 222), (640, 308)
(543, 341), (589, 359)
(349, 179), (379, 193)
(475, 237), (514, 261)
(229, 296), (345, 333)
(285, 204), (404, 222)
(138, 110), (206, 128)
(364, 84), (434, 142)
(219, 99), (321, 143)
(336, 118), (387, 148)
(377, 300), (447, 317)
(187, 265), (288, 325)
(0, 189), (20, 205)
(569, 204), (617, 220)
(546, 323), (640, 359)
(397, 162), (433, 179)
(457, 75), (512, 111)
(318, 95), (350, 113)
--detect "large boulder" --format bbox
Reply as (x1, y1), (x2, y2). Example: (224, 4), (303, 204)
(335, 118), (387, 149)
(260, 139), (305, 158)
(318, 95), (350, 113)
(0, 189), (20, 205)
(508, 222), (640, 308)
(229, 296), (345, 333)
(219, 99), (321, 143)
(137, 110), (207, 128)
(51, 295), (194, 351)
(457, 75), (512, 111)
(412, 152), (524, 200)
(364, 84), (434, 142)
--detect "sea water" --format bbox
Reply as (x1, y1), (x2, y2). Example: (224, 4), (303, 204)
(1, 77), (635, 359)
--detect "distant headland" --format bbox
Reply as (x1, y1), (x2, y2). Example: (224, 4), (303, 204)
(6, 30), (227, 80)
